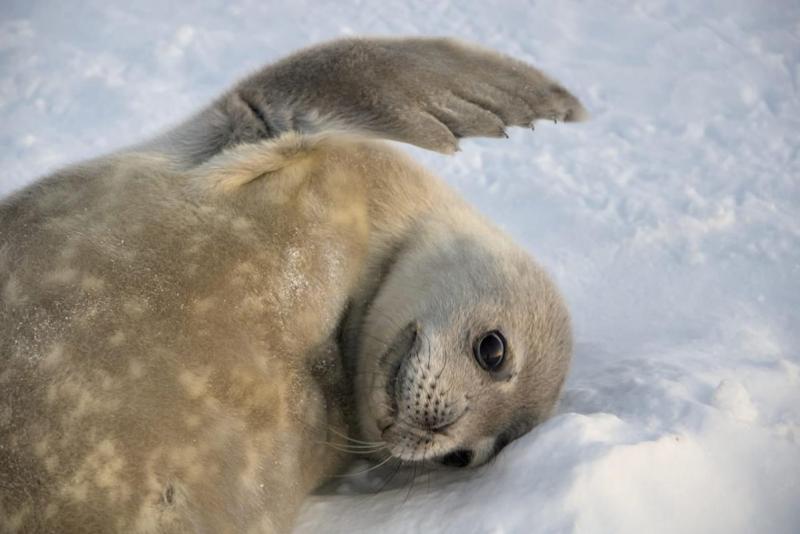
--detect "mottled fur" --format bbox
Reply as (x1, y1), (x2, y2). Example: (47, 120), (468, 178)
(0, 38), (583, 532)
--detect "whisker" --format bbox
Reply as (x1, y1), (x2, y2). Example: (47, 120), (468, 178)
(326, 425), (385, 447)
(375, 458), (405, 494)
(317, 440), (386, 450)
(334, 454), (396, 478)
(403, 458), (418, 504)
(317, 442), (386, 455)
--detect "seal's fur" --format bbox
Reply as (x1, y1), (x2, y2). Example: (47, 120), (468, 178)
(0, 38), (584, 532)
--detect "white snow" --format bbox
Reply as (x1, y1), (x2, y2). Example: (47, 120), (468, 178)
(2, 1), (798, 533)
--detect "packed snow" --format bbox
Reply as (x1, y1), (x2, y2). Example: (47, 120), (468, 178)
(1, 1), (798, 533)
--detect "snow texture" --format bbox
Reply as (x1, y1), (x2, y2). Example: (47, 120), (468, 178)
(2, 1), (799, 533)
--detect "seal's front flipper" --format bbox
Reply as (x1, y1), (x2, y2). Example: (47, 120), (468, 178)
(142, 38), (587, 166)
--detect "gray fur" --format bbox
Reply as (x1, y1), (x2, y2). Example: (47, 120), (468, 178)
(140, 37), (586, 164)
(0, 37), (582, 533)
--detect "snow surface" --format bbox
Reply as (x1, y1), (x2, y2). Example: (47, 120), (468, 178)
(2, 1), (799, 533)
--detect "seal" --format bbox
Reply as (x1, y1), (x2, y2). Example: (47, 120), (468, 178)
(0, 37), (584, 533)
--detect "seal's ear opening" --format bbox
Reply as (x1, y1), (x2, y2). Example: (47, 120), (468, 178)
(189, 131), (356, 193)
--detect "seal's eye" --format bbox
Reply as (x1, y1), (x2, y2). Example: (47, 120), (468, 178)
(474, 331), (506, 371)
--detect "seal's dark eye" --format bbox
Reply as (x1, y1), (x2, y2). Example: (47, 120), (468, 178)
(474, 330), (506, 371)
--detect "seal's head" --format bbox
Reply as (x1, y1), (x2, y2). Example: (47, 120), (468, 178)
(354, 218), (572, 468)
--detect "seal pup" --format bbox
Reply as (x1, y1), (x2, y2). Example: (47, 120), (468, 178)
(0, 37), (584, 533)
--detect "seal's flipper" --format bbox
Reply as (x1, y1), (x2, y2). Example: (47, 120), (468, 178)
(143, 38), (587, 165)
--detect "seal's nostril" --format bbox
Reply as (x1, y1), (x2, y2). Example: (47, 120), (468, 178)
(440, 449), (473, 468)
(383, 321), (420, 417)
(431, 419), (454, 433)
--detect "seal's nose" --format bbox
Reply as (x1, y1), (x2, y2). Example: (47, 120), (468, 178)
(395, 355), (468, 433)
(390, 325), (468, 433)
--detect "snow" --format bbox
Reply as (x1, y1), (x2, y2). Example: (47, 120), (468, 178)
(2, 1), (799, 533)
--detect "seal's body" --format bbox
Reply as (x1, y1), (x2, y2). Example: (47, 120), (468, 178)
(1, 38), (584, 532)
